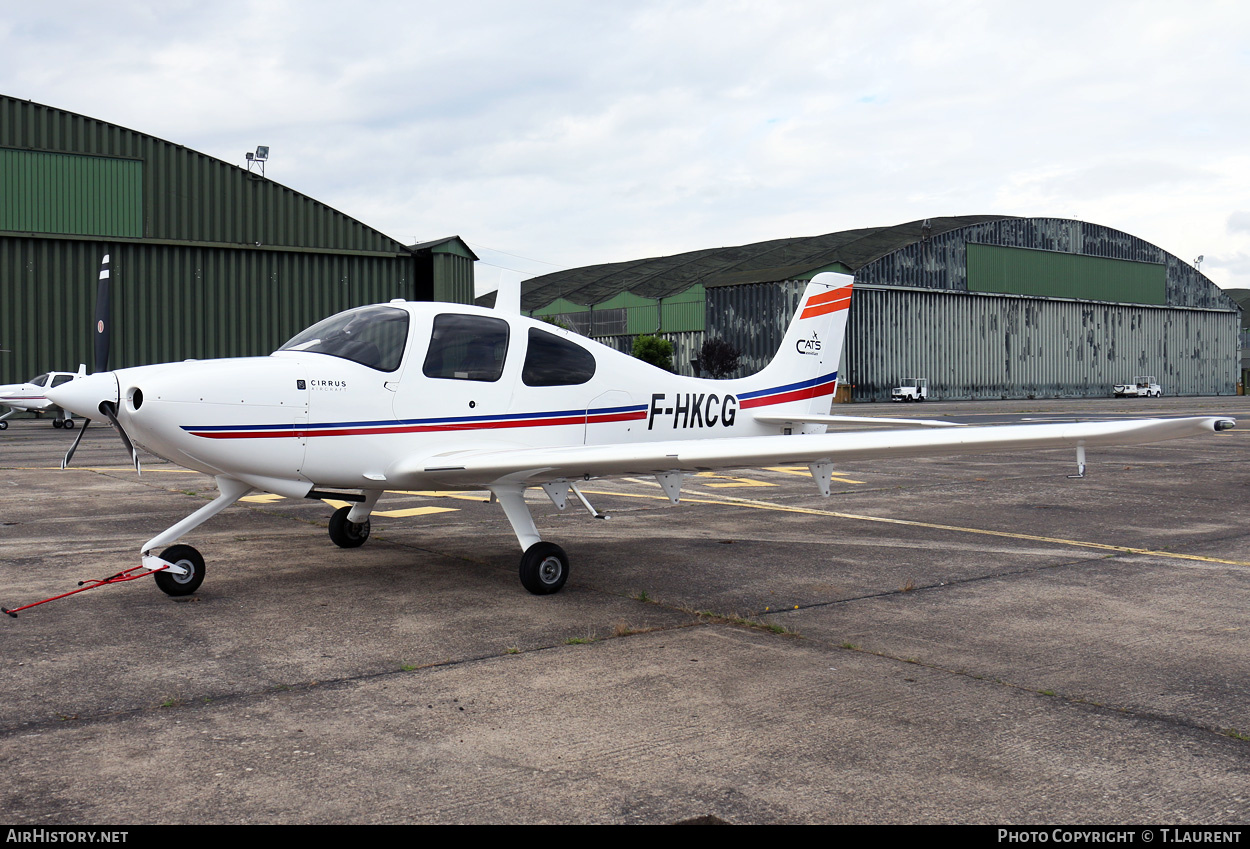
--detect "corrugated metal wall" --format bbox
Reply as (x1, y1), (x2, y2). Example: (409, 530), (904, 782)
(0, 149), (143, 237)
(856, 217), (1235, 310)
(0, 238), (415, 381)
(967, 244), (1166, 304)
(0, 95), (479, 385)
(706, 218), (1239, 399)
(432, 252), (474, 305)
(530, 284), (706, 337)
(706, 280), (805, 377)
(1, 96), (402, 253)
(844, 287), (1238, 401)
(594, 331), (705, 375)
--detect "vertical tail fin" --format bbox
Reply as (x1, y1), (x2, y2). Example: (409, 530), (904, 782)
(734, 271), (853, 417)
(492, 271), (522, 315)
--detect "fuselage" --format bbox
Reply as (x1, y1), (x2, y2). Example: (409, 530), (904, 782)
(0, 371), (82, 413)
(49, 299), (842, 496)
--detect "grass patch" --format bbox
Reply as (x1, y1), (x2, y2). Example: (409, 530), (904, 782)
(694, 609), (799, 637)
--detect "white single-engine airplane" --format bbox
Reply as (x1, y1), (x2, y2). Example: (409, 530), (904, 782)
(0, 367), (86, 430)
(27, 271), (1234, 606)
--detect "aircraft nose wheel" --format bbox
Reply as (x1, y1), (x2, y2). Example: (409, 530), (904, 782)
(0, 421), (7, 430)
(519, 541), (569, 595)
(153, 544), (206, 596)
(329, 505), (370, 548)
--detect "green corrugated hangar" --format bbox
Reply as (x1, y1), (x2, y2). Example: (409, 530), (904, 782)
(0, 94), (476, 386)
(521, 215), (1241, 400)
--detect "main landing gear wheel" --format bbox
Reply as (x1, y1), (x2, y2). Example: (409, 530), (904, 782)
(0, 421), (7, 430)
(63, 419), (75, 429)
(329, 505), (370, 548)
(153, 544), (205, 596)
(53, 419), (64, 428)
(519, 541), (569, 595)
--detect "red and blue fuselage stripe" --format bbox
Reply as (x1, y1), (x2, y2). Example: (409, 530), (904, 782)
(738, 371), (838, 409)
(182, 403), (650, 439)
(182, 371), (839, 439)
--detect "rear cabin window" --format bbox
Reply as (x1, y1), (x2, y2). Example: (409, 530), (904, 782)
(522, 328), (597, 386)
(423, 314), (510, 382)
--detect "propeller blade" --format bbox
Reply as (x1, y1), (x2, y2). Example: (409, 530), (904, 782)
(61, 418), (92, 469)
(99, 401), (141, 475)
(94, 254), (111, 373)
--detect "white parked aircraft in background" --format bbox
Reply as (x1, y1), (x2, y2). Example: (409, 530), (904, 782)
(0, 367), (86, 429)
(0, 254), (112, 434)
(26, 270), (1233, 609)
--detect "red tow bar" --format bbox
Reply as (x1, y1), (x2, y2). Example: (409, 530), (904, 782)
(3, 563), (168, 617)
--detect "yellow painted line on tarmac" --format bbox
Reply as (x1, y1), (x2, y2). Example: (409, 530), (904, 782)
(397, 490), (492, 502)
(240, 493), (461, 518)
(694, 471), (777, 488)
(581, 488), (1250, 568)
(374, 506), (458, 518)
(765, 465), (865, 484)
(241, 493), (285, 504)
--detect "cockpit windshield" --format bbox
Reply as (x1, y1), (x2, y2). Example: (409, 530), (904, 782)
(277, 306), (409, 372)
(29, 374), (49, 387)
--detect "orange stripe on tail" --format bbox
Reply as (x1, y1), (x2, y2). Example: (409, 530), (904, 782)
(799, 285), (852, 320)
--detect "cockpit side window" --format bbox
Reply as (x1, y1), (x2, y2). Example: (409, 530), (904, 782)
(522, 328), (597, 386)
(50, 374), (75, 387)
(277, 306), (409, 372)
(423, 314), (510, 382)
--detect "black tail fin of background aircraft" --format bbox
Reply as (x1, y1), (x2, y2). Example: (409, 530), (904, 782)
(93, 254), (110, 372)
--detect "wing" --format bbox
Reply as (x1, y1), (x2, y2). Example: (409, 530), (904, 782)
(394, 416), (1234, 491)
(753, 413), (962, 428)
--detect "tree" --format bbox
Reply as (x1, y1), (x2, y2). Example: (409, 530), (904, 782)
(696, 337), (740, 379)
(632, 334), (674, 371)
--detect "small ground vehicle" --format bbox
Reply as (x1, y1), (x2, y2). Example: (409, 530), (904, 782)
(891, 378), (928, 402)
(1113, 376), (1161, 398)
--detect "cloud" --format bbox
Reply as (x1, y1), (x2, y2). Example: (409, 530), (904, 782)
(3, 0), (1250, 286)
(1228, 212), (1250, 235)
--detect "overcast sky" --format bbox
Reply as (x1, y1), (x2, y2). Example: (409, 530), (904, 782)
(4, 0), (1248, 293)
